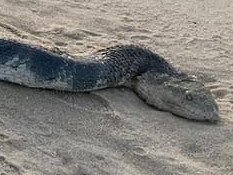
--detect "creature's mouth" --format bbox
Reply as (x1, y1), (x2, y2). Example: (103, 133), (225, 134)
(163, 101), (218, 121)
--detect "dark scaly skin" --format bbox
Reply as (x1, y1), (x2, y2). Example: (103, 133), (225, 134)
(0, 39), (177, 91)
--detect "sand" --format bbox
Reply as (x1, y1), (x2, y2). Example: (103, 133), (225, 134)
(0, 0), (233, 174)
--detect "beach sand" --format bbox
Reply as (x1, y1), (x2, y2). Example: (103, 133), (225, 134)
(0, 0), (233, 174)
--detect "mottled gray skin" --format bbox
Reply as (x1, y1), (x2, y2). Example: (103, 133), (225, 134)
(134, 72), (219, 121)
(0, 39), (219, 121)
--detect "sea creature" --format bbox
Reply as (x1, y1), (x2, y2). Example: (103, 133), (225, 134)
(0, 39), (219, 121)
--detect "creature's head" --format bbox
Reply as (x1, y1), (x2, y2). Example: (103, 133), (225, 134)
(134, 71), (219, 121)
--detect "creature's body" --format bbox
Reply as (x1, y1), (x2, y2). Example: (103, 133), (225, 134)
(0, 39), (219, 121)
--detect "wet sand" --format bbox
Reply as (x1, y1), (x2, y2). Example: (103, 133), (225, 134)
(0, 0), (233, 174)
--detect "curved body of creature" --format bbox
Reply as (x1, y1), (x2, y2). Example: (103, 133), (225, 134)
(0, 39), (219, 121)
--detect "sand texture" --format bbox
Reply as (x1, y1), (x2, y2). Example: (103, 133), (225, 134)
(0, 0), (233, 174)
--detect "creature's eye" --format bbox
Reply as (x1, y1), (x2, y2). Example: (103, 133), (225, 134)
(186, 94), (193, 101)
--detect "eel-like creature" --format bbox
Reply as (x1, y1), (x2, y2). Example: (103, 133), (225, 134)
(0, 39), (219, 121)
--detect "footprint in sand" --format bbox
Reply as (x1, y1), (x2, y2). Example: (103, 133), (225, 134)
(63, 29), (101, 40)
(230, 100), (233, 106)
(131, 35), (151, 40)
(0, 133), (9, 141)
(131, 146), (147, 157)
(7, 0), (37, 7)
(0, 131), (27, 152)
(75, 42), (84, 46)
(122, 16), (134, 23)
(0, 22), (28, 39)
(72, 166), (93, 175)
(229, 86), (233, 95)
(54, 41), (68, 47)
(0, 155), (21, 175)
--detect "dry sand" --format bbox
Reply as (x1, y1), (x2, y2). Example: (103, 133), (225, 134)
(0, 0), (233, 174)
